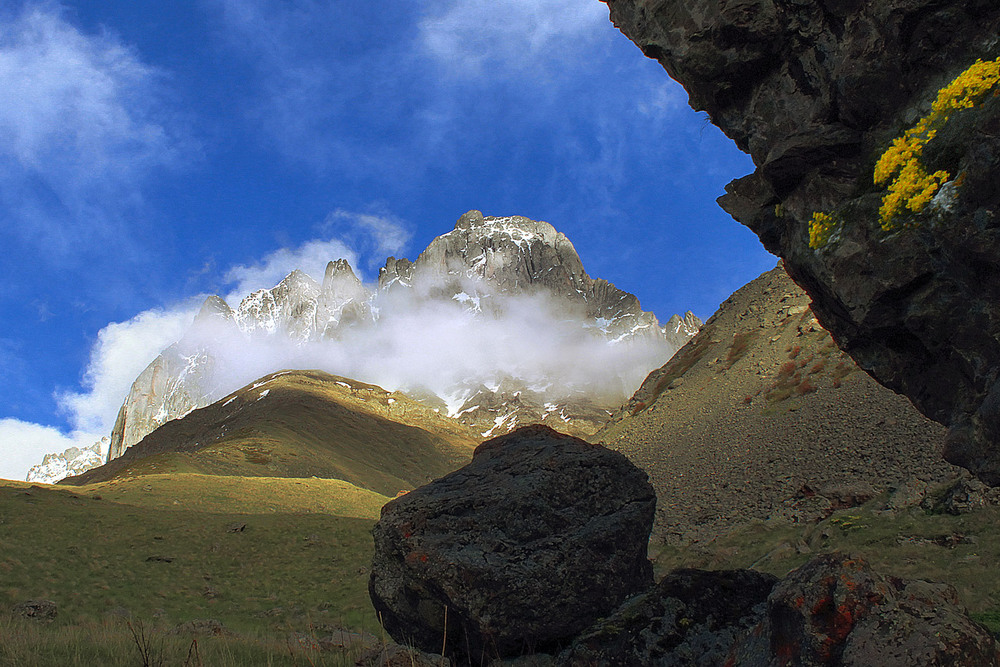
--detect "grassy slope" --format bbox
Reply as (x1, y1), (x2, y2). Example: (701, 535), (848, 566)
(66, 370), (479, 497)
(649, 487), (1000, 632)
(0, 477), (390, 665)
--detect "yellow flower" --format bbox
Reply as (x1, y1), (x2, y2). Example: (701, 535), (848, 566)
(809, 212), (837, 249)
(873, 58), (1000, 230)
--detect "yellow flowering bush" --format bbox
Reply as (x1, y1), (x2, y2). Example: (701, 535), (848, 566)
(874, 58), (1000, 229)
(808, 211), (837, 249)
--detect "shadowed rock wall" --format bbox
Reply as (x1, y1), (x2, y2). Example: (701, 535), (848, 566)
(603, 0), (1000, 482)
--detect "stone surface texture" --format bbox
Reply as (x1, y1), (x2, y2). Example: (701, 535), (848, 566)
(558, 568), (777, 666)
(603, 0), (1000, 482)
(731, 553), (1000, 666)
(368, 425), (656, 664)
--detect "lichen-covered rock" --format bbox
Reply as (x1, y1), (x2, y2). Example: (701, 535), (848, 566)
(558, 568), (777, 666)
(730, 553), (1000, 666)
(602, 0), (1000, 483)
(368, 425), (656, 664)
(940, 476), (1000, 515)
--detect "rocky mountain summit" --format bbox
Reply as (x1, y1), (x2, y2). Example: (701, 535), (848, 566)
(603, 2), (1000, 483)
(104, 211), (698, 467)
(25, 440), (105, 485)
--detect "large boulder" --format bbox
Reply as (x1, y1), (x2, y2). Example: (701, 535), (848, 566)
(602, 0), (1000, 482)
(732, 553), (1000, 666)
(368, 425), (656, 664)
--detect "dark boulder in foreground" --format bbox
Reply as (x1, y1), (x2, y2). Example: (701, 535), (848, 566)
(369, 425), (656, 664)
(558, 554), (998, 666)
(731, 553), (1000, 666)
(559, 568), (778, 666)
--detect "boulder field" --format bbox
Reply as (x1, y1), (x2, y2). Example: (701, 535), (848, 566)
(368, 427), (998, 665)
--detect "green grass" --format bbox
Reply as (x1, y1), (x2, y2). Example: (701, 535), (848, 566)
(79, 474), (390, 519)
(0, 614), (371, 666)
(0, 478), (390, 664)
(648, 493), (1000, 620)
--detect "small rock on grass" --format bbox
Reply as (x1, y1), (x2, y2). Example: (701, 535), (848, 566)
(356, 643), (451, 666)
(12, 599), (57, 622)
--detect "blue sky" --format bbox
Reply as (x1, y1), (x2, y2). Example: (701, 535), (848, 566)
(0, 0), (775, 480)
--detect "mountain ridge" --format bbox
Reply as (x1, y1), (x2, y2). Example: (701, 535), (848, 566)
(596, 264), (955, 543)
(101, 210), (700, 469)
(64, 369), (478, 496)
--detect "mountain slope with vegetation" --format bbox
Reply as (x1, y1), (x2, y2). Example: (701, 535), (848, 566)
(595, 265), (956, 542)
(64, 370), (478, 497)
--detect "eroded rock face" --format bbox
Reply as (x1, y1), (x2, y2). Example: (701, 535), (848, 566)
(731, 553), (1000, 666)
(603, 1), (1000, 481)
(368, 425), (656, 664)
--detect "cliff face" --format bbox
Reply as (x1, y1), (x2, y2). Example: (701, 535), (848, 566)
(604, 0), (1000, 482)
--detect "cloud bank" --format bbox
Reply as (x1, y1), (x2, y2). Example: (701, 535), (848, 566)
(0, 3), (192, 255)
(0, 305), (196, 481)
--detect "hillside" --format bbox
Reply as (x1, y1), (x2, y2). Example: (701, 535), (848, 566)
(595, 264), (957, 543)
(104, 211), (699, 468)
(0, 477), (382, 665)
(64, 370), (479, 497)
(605, 0), (1000, 484)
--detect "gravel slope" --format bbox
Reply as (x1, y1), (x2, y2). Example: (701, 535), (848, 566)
(595, 265), (956, 543)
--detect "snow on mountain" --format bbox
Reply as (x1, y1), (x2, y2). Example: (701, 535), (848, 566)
(26, 439), (106, 484)
(101, 210), (702, 461)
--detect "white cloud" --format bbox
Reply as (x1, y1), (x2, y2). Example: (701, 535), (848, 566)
(323, 209), (412, 262)
(56, 306), (199, 436)
(224, 238), (360, 303)
(0, 419), (103, 482)
(418, 0), (608, 77)
(0, 3), (191, 251)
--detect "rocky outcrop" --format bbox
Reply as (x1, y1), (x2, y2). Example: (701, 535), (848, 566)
(108, 211), (700, 462)
(731, 553), (1000, 666)
(368, 425), (656, 664)
(559, 553), (998, 666)
(559, 568), (777, 666)
(603, 2), (1000, 481)
(25, 440), (105, 484)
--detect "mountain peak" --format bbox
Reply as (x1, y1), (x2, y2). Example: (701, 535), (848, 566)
(99, 210), (701, 463)
(279, 269), (319, 289)
(325, 259), (357, 280)
(455, 209), (484, 229)
(194, 295), (234, 324)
